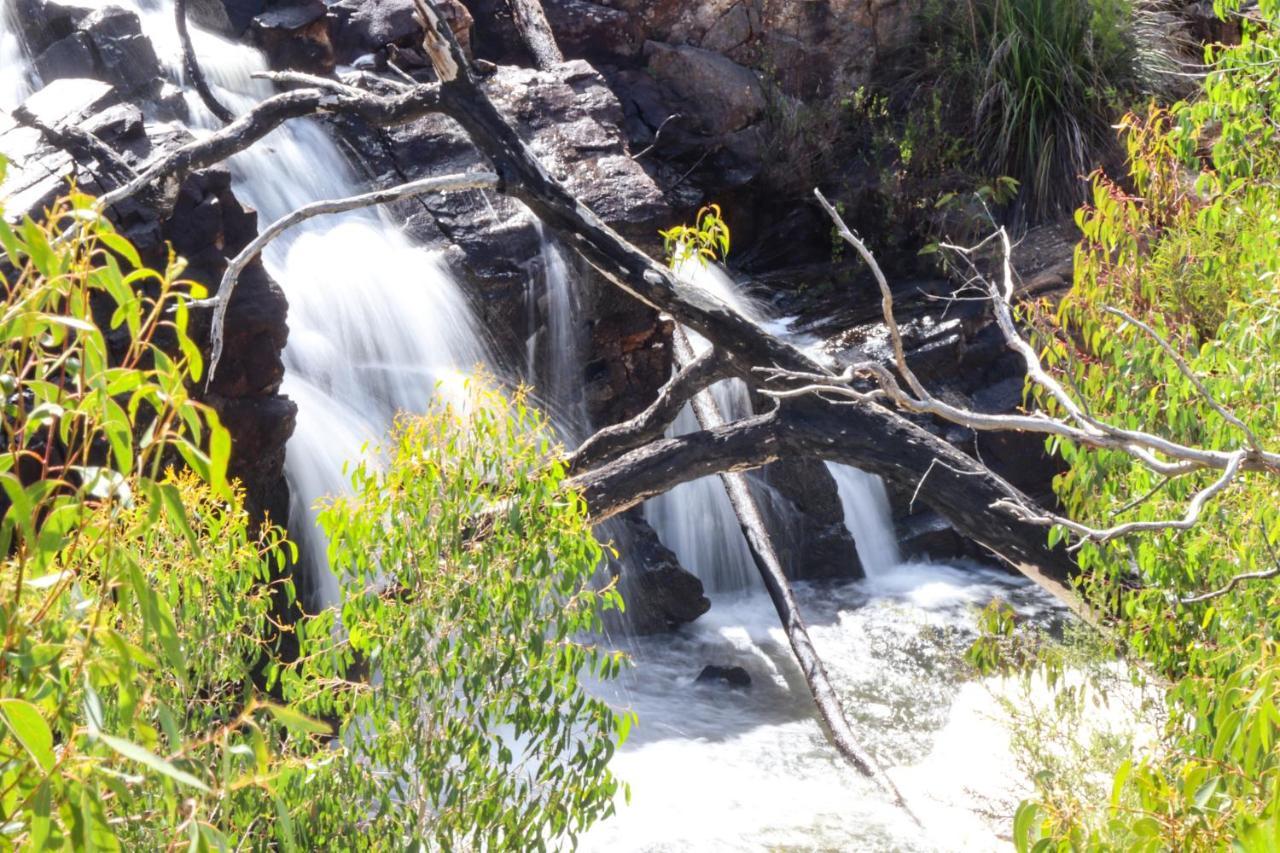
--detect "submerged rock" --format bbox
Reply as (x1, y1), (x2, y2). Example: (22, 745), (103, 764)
(696, 665), (751, 688)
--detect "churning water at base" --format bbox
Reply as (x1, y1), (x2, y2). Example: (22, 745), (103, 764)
(583, 566), (1068, 852)
(1, 12), (1110, 846)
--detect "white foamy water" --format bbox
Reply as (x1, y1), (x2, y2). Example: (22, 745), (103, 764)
(108, 0), (495, 606)
(0, 1), (36, 112)
(642, 258), (771, 593)
(583, 565), (1076, 851)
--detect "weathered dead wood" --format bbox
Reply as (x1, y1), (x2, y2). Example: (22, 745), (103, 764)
(88, 0), (1083, 611)
(95, 84), (444, 214)
(507, 0), (565, 70)
(205, 169), (499, 382)
(176, 0), (236, 123)
(566, 346), (731, 471)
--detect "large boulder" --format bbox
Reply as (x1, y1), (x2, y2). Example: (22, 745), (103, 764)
(328, 59), (672, 420)
(185, 0), (268, 36)
(643, 41), (765, 136)
(752, 459), (864, 581)
(20, 3), (162, 99)
(323, 0), (473, 65)
(249, 1), (334, 72)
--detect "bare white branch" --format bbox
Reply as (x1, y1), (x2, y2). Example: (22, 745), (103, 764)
(205, 170), (498, 384)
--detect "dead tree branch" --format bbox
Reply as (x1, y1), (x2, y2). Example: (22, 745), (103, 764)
(768, 189), (1280, 601)
(669, 326), (919, 817)
(507, 0), (565, 69)
(176, 0), (236, 123)
(205, 170), (499, 383)
(567, 346), (732, 471)
(85, 0), (1083, 615)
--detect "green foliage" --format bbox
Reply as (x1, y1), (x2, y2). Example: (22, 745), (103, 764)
(974, 0), (1175, 222)
(0, 186), (630, 848)
(282, 384), (631, 848)
(874, 0), (1181, 229)
(0, 189), (303, 849)
(991, 1), (1280, 846)
(659, 204), (730, 266)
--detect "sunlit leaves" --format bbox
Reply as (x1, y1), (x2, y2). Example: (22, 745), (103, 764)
(1011, 3), (1280, 845)
(295, 381), (630, 849)
(0, 186), (296, 849)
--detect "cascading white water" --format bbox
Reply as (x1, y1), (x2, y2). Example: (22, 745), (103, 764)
(643, 258), (765, 592)
(644, 257), (901, 592)
(0, 2), (36, 112)
(826, 462), (902, 576)
(526, 225), (589, 438)
(112, 1), (495, 606)
(1, 11), (1118, 847)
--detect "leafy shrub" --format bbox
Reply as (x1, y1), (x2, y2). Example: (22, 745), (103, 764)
(283, 384), (631, 848)
(0, 183), (629, 848)
(987, 1), (1280, 846)
(876, 0), (1184, 228)
(0, 188), (298, 849)
(974, 0), (1181, 222)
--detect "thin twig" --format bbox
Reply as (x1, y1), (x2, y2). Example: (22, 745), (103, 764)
(205, 170), (498, 383)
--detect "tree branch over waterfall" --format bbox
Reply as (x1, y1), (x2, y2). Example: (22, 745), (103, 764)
(204, 170), (499, 383)
(175, 0), (235, 123)
(758, 191), (1280, 584)
(667, 327), (918, 818)
(81, 0), (1082, 609)
(567, 345), (733, 471)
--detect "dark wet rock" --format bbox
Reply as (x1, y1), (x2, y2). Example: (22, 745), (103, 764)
(186, 0), (268, 36)
(324, 0), (472, 66)
(330, 58), (671, 416)
(696, 664), (751, 688)
(33, 32), (97, 82)
(24, 4), (162, 98)
(612, 513), (711, 634)
(751, 459), (863, 581)
(898, 511), (976, 563)
(249, 1), (334, 72)
(643, 41), (764, 136)
(543, 0), (644, 61)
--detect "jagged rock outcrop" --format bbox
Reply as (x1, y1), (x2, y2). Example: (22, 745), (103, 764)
(12, 1), (164, 101)
(608, 513), (711, 634)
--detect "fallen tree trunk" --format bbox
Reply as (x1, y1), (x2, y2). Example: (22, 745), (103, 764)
(408, 8), (1083, 609)
(569, 400), (1085, 619)
(670, 329), (919, 817)
(507, 0), (564, 70)
(91, 0), (1081, 614)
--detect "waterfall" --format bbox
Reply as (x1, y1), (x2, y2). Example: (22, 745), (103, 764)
(526, 225), (588, 438)
(641, 258), (763, 593)
(645, 257), (904, 590)
(75, 1), (497, 608)
(826, 463), (901, 576)
(0, 0), (36, 111)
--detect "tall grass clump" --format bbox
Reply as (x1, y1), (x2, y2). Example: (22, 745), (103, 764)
(972, 0), (1184, 222)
